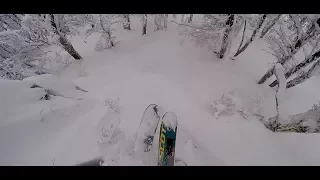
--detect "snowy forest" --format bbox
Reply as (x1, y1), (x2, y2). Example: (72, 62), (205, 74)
(1, 14), (320, 166)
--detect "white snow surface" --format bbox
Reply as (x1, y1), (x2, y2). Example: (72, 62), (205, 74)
(1, 15), (320, 166)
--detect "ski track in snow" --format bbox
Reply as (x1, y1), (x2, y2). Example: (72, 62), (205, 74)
(2, 15), (320, 166)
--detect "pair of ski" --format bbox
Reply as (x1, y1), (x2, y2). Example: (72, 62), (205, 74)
(78, 104), (178, 166)
(133, 104), (178, 166)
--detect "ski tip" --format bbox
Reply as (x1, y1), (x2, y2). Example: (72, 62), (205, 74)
(162, 112), (178, 130)
(142, 104), (158, 115)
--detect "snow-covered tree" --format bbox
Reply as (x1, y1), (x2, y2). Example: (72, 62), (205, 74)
(232, 14), (267, 58)
(286, 49), (320, 88)
(154, 14), (169, 31)
(263, 63), (288, 132)
(0, 15), (52, 79)
(181, 14), (185, 22)
(188, 14), (193, 23)
(258, 15), (320, 84)
(0, 14), (22, 32)
(142, 14), (147, 35)
(176, 14), (233, 58)
(176, 14), (263, 59)
(164, 14), (168, 30)
(268, 36), (320, 88)
(0, 14), (98, 80)
(260, 14), (281, 38)
(122, 14), (131, 30)
(218, 14), (234, 59)
(85, 14), (120, 50)
(0, 15), (23, 59)
(48, 14), (82, 59)
(154, 14), (164, 31)
(234, 19), (247, 55)
(63, 14), (94, 32)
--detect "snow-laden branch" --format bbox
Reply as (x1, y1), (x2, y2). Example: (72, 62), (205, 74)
(233, 14), (266, 58)
(286, 58), (320, 88)
(258, 16), (320, 84)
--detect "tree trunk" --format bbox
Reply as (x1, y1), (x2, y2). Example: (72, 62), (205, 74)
(269, 79), (280, 87)
(188, 14), (193, 23)
(233, 14), (266, 57)
(258, 22), (319, 84)
(50, 14), (81, 59)
(260, 14), (281, 39)
(59, 35), (82, 60)
(123, 14), (131, 30)
(181, 14), (185, 22)
(236, 20), (246, 53)
(154, 14), (163, 31)
(270, 49), (320, 87)
(50, 14), (57, 30)
(286, 59), (320, 88)
(106, 30), (114, 47)
(258, 52), (297, 84)
(142, 14), (147, 35)
(99, 15), (114, 48)
(288, 14), (301, 46)
(219, 14), (234, 59)
(164, 14), (168, 30)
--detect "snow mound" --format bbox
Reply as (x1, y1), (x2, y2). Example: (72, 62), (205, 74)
(0, 79), (45, 105)
(0, 79), (46, 126)
(175, 127), (225, 166)
(0, 79), (98, 165)
(23, 74), (88, 99)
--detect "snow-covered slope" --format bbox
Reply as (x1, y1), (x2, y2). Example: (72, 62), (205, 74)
(1, 15), (320, 166)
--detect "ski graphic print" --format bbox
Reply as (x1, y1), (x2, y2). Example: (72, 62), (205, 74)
(158, 112), (178, 166)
